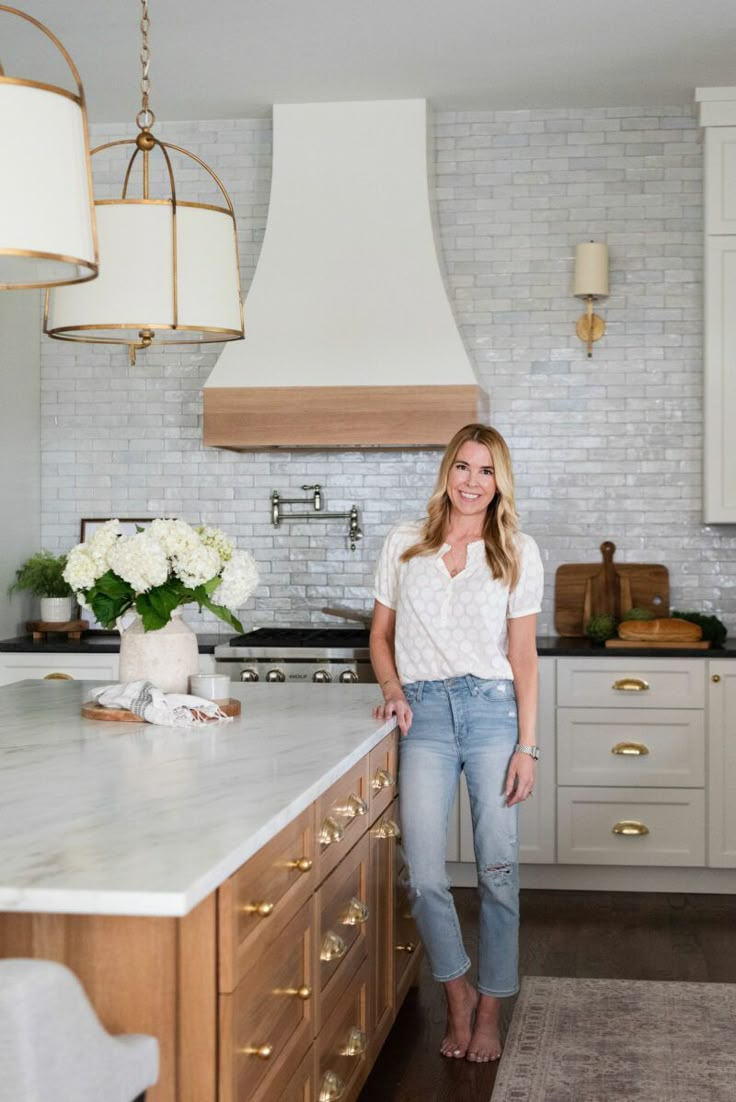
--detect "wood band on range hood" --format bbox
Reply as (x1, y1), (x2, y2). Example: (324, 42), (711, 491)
(203, 384), (486, 449)
(203, 99), (485, 449)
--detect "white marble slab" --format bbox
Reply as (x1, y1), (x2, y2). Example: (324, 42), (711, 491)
(0, 680), (393, 918)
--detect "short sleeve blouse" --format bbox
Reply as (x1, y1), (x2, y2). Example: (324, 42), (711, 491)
(373, 521), (543, 684)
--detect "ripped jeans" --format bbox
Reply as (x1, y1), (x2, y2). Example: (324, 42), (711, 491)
(399, 676), (519, 997)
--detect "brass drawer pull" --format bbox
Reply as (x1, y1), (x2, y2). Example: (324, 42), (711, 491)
(371, 768), (396, 792)
(239, 901), (274, 917)
(241, 1043), (273, 1059)
(612, 820), (650, 837)
(372, 818), (401, 840)
(286, 856), (313, 872)
(335, 794), (368, 819)
(319, 816), (344, 846)
(277, 984), (312, 1000)
(612, 678), (650, 692)
(611, 742), (650, 757)
(319, 1071), (346, 1102)
(44, 672), (74, 680)
(340, 1026), (368, 1057)
(321, 930), (348, 961)
(396, 941), (417, 953)
(340, 897), (369, 926)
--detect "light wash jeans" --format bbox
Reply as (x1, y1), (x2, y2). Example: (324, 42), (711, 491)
(399, 675), (520, 997)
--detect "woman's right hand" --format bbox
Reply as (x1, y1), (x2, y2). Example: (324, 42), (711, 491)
(373, 693), (413, 736)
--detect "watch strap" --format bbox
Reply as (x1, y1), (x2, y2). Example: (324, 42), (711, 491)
(514, 743), (540, 760)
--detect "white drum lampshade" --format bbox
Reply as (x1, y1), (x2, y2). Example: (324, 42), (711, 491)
(0, 6), (97, 290)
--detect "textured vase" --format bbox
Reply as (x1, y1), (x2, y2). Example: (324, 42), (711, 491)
(118, 611), (199, 694)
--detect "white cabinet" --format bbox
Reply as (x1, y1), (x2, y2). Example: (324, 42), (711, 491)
(0, 650), (215, 686)
(707, 659), (736, 867)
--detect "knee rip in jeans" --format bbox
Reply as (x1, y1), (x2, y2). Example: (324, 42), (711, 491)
(480, 861), (513, 887)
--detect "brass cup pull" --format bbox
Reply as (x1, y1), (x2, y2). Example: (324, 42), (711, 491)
(319, 816), (345, 846)
(371, 768), (396, 792)
(611, 742), (650, 757)
(340, 1026), (368, 1057)
(396, 941), (417, 953)
(335, 794), (368, 819)
(286, 856), (313, 872)
(279, 984), (312, 1000)
(321, 930), (348, 962)
(319, 1070), (346, 1102)
(340, 897), (369, 926)
(239, 901), (274, 917)
(241, 1043), (273, 1059)
(612, 677), (650, 692)
(372, 818), (401, 840)
(612, 820), (650, 837)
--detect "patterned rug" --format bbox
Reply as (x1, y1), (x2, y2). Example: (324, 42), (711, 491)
(491, 976), (736, 1102)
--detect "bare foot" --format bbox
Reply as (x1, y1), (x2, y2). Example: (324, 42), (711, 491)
(440, 977), (479, 1058)
(466, 994), (502, 1062)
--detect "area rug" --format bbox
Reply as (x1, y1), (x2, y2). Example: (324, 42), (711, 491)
(491, 976), (736, 1102)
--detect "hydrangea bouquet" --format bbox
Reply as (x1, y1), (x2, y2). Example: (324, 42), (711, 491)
(64, 519), (258, 633)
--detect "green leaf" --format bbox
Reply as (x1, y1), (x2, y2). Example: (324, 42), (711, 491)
(196, 594), (243, 634)
(94, 571), (135, 601)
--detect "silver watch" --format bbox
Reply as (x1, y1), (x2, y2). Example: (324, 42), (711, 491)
(514, 743), (540, 760)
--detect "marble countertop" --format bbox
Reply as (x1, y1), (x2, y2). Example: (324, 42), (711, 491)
(0, 680), (393, 919)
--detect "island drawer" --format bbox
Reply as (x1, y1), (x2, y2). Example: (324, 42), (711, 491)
(394, 860), (421, 1005)
(219, 898), (313, 1102)
(557, 787), (705, 866)
(316, 957), (370, 1102)
(316, 756), (370, 881)
(557, 708), (705, 787)
(250, 1043), (315, 1102)
(317, 832), (370, 1030)
(218, 806), (315, 993)
(556, 659), (705, 710)
(368, 731), (398, 824)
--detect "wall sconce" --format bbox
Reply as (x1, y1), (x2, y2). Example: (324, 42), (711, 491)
(574, 241), (608, 358)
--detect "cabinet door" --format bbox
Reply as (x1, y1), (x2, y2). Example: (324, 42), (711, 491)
(704, 128), (736, 233)
(367, 803), (397, 1056)
(704, 235), (736, 521)
(708, 660), (736, 866)
(0, 653), (120, 685)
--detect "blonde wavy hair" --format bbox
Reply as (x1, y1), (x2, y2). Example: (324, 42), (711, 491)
(400, 423), (521, 589)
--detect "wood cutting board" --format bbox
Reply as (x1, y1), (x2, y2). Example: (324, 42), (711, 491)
(81, 698), (241, 722)
(555, 542), (669, 637)
(604, 639), (710, 650)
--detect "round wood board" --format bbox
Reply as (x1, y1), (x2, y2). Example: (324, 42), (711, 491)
(81, 698), (241, 722)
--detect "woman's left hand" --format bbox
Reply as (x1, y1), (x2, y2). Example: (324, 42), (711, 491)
(505, 752), (536, 806)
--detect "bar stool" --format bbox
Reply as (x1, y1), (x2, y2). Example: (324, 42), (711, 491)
(0, 958), (159, 1102)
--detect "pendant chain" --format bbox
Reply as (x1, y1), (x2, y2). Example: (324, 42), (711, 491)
(137, 0), (153, 129)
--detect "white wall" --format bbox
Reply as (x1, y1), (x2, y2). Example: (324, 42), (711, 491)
(37, 106), (736, 635)
(0, 291), (41, 636)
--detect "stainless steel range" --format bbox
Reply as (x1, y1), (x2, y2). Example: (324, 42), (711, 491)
(214, 627), (374, 684)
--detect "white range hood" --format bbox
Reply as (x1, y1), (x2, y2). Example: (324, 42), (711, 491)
(204, 98), (485, 448)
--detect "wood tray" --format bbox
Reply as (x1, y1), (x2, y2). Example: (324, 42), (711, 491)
(81, 698), (241, 722)
(27, 619), (88, 641)
(554, 542), (669, 637)
(605, 639), (710, 650)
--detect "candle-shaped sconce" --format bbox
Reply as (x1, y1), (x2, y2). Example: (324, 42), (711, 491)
(574, 242), (609, 358)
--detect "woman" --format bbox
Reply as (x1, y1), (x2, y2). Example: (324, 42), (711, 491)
(370, 423), (543, 1064)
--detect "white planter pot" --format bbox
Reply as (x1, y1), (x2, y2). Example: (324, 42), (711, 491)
(118, 611), (199, 694)
(40, 596), (73, 623)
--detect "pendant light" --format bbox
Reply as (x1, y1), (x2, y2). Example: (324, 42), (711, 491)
(0, 5), (97, 290)
(45, 0), (244, 364)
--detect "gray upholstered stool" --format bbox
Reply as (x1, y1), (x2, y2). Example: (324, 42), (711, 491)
(0, 958), (159, 1102)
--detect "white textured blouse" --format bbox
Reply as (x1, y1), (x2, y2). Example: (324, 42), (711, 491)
(374, 521), (543, 684)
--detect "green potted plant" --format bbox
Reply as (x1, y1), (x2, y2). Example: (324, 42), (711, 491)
(9, 551), (75, 623)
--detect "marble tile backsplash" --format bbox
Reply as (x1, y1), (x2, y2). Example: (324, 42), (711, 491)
(40, 106), (736, 634)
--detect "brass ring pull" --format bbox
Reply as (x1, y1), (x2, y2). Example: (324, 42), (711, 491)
(286, 856), (313, 872)
(340, 1027), (368, 1057)
(371, 768), (396, 792)
(612, 820), (650, 837)
(612, 678), (650, 692)
(611, 742), (650, 757)
(319, 1070), (346, 1102)
(340, 897), (369, 926)
(396, 941), (417, 953)
(320, 930), (348, 962)
(335, 794), (368, 819)
(319, 816), (344, 846)
(372, 818), (401, 840)
(241, 1043), (273, 1059)
(239, 901), (274, 917)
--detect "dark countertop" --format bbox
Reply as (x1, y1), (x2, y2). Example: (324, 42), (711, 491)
(0, 632), (226, 655)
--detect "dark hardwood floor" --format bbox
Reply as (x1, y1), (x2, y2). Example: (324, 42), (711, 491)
(358, 888), (736, 1102)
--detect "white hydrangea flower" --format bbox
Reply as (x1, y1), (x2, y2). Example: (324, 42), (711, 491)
(108, 532), (169, 594)
(149, 518), (199, 561)
(173, 543), (221, 589)
(197, 524), (233, 564)
(64, 546), (100, 591)
(213, 549), (259, 610)
(85, 519), (123, 574)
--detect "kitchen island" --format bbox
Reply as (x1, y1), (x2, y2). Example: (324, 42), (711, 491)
(0, 680), (414, 1102)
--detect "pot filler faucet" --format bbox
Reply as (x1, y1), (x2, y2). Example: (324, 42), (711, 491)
(271, 485), (363, 551)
